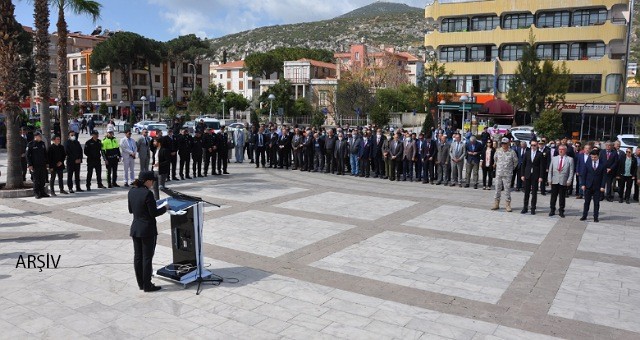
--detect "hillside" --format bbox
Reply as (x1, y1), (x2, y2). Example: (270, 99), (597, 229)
(207, 2), (430, 61)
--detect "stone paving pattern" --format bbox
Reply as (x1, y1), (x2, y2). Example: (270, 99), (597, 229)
(2, 140), (640, 339)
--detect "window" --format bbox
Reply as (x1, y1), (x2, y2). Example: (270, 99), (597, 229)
(355, 52), (360, 61)
(72, 59), (78, 71)
(170, 62), (176, 69)
(537, 11), (570, 28)
(155, 90), (160, 97)
(319, 91), (328, 107)
(605, 74), (622, 94)
(154, 75), (160, 83)
(502, 13), (534, 29)
(227, 81), (231, 90)
(440, 46), (467, 62)
(471, 16), (499, 31)
(498, 75), (515, 93)
(573, 8), (607, 26)
(501, 45), (525, 61)
(536, 43), (568, 60)
(72, 74), (78, 86)
(73, 90), (79, 101)
(101, 89), (107, 100)
(469, 46), (498, 61)
(569, 42), (605, 60)
(568, 74), (602, 93)
(239, 70), (244, 78)
(471, 75), (494, 93)
(239, 81), (244, 90)
(112, 93), (117, 100)
(100, 73), (107, 85)
(227, 70), (232, 78)
(441, 17), (468, 32)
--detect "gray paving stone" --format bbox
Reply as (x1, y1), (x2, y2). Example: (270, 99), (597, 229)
(578, 222), (640, 259)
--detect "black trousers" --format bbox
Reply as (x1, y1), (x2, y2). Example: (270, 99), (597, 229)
(106, 159), (119, 185)
(583, 187), (602, 218)
(31, 166), (47, 196)
(293, 150), (303, 169)
(192, 155), (202, 176)
(217, 151), (228, 173)
(482, 166), (494, 187)
(21, 157), (27, 181)
(50, 168), (64, 192)
(373, 154), (384, 177)
(511, 166), (522, 189)
(634, 177), (639, 201)
(204, 150), (217, 175)
(268, 147), (278, 167)
(132, 236), (156, 290)
(325, 150), (334, 173)
(422, 159), (434, 182)
(335, 154), (345, 174)
(359, 158), (370, 176)
(170, 153), (178, 178)
(247, 144), (254, 161)
(550, 184), (567, 213)
(415, 158), (423, 180)
(314, 151), (324, 171)
(179, 152), (190, 177)
(67, 162), (81, 190)
(604, 173), (615, 199)
(86, 161), (102, 187)
(278, 148), (290, 167)
(523, 177), (540, 209)
(255, 146), (266, 166)
(304, 149), (314, 170)
(618, 177), (633, 201)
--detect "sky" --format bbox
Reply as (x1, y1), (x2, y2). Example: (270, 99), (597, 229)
(13, 0), (428, 42)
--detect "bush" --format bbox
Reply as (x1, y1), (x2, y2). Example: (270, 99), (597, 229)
(534, 108), (564, 140)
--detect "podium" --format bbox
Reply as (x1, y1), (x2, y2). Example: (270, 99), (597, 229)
(155, 189), (220, 292)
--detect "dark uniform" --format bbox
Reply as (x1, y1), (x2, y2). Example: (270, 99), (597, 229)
(64, 137), (84, 192)
(217, 130), (229, 174)
(84, 134), (105, 189)
(177, 132), (193, 179)
(102, 134), (121, 187)
(166, 133), (179, 180)
(268, 130), (279, 168)
(191, 133), (204, 177)
(203, 131), (218, 176)
(26, 136), (48, 198)
(19, 131), (28, 181)
(128, 172), (166, 292)
(47, 142), (66, 195)
(277, 132), (291, 169)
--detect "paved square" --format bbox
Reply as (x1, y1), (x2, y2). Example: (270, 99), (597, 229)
(403, 205), (556, 244)
(18, 190), (122, 207)
(169, 181), (307, 203)
(312, 231), (532, 303)
(276, 191), (416, 220)
(578, 223), (640, 259)
(0, 205), (100, 233)
(188, 210), (355, 257)
(549, 259), (640, 333)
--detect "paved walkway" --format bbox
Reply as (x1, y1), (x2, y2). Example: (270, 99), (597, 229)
(1, 138), (640, 339)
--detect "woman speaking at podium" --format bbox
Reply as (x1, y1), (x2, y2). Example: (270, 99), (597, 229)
(128, 171), (167, 292)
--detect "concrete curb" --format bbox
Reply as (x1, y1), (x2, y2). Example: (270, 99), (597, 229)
(0, 184), (34, 198)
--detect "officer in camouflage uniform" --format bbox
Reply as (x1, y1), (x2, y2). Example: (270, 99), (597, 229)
(492, 137), (518, 212)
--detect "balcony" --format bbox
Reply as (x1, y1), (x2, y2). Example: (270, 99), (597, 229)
(496, 55), (624, 75)
(425, 22), (627, 49)
(440, 60), (497, 75)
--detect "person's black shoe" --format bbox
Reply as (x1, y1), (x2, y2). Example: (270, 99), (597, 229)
(50, 192), (57, 197)
(521, 208), (528, 214)
(186, 176), (192, 179)
(559, 212), (565, 218)
(576, 195), (583, 199)
(76, 188), (84, 192)
(549, 211), (555, 217)
(124, 183), (129, 187)
(541, 192), (546, 196)
(223, 171), (229, 174)
(41, 193), (50, 198)
(474, 184), (478, 189)
(619, 199), (623, 203)
(579, 216), (587, 221)
(172, 177), (180, 181)
(256, 165), (259, 168)
(98, 184), (106, 189)
(108, 184), (112, 188)
(35, 195), (42, 199)
(69, 189), (75, 194)
(86, 187), (91, 192)
(143, 285), (162, 292)
(531, 209), (536, 215)
(60, 190), (69, 194)
(465, 184), (470, 188)
(594, 217), (599, 223)
(113, 183), (120, 187)
(626, 200), (630, 204)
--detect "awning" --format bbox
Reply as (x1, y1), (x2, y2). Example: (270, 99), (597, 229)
(481, 99), (514, 115)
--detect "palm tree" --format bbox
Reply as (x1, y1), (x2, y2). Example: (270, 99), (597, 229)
(54, 0), (101, 140)
(34, 0), (52, 145)
(0, 0), (27, 189)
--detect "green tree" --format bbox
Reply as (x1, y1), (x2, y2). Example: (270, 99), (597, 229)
(418, 54), (454, 131)
(421, 110), (435, 136)
(34, 0), (52, 145)
(165, 34), (209, 99)
(54, 0), (101, 141)
(311, 109), (326, 128)
(159, 96), (173, 109)
(534, 108), (564, 139)
(140, 37), (165, 104)
(258, 78), (295, 120)
(336, 80), (374, 124)
(369, 102), (390, 127)
(292, 97), (312, 117)
(167, 105), (178, 121)
(250, 110), (260, 127)
(245, 47), (333, 78)
(188, 86), (208, 115)
(91, 31), (146, 112)
(223, 92), (250, 114)
(98, 102), (108, 117)
(507, 30), (570, 118)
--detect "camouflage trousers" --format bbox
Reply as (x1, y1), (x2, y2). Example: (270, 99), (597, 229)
(494, 175), (512, 202)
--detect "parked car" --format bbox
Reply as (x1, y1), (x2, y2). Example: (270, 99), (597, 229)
(133, 120), (155, 134)
(511, 126), (537, 147)
(83, 113), (106, 125)
(617, 134), (639, 153)
(182, 120), (196, 134)
(192, 117), (222, 133)
(147, 123), (168, 138)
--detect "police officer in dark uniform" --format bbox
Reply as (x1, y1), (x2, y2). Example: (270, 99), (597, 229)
(217, 126), (230, 175)
(178, 128), (193, 180)
(48, 135), (67, 196)
(128, 171), (166, 292)
(203, 128), (217, 176)
(64, 131), (84, 193)
(166, 129), (179, 181)
(26, 132), (49, 198)
(191, 130), (204, 177)
(19, 127), (29, 182)
(84, 130), (105, 190)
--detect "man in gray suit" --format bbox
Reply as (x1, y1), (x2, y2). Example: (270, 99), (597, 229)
(234, 128), (245, 163)
(548, 144), (575, 217)
(389, 133), (404, 181)
(449, 133), (465, 187)
(136, 129), (152, 172)
(436, 134), (450, 185)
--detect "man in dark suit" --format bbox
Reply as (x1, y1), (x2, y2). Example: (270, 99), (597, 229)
(580, 150), (607, 222)
(359, 132), (372, 177)
(253, 126), (267, 168)
(166, 129), (179, 181)
(600, 142), (618, 202)
(389, 133), (404, 181)
(575, 144), (592, 199)
(278, 128), (291, 169)
(217, 127), (230, 174)
(420, 134), (437, 184)
(519, 140), (543, 214)
(512, 141), (527, 191)
(372, 128), (386, 178)
(324, 129), (337, 173)
(128, 171), (167, 292)
(334, 132), (348, 175)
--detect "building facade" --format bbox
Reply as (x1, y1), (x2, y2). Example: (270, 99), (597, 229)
(209, 60), (267, 101)
(424, 0), (637, 139)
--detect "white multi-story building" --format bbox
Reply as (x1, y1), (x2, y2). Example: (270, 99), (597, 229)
(210, 60), (274, 101)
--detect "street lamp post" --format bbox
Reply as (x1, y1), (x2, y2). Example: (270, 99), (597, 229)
(119, 100), (124, 120)
(460, 95), (469, 134)
(268, 93), (275, 123)
(140, 96), (147, 121)
(439, 99), (446, 130)
(221, 98), (226, 120)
